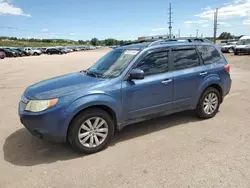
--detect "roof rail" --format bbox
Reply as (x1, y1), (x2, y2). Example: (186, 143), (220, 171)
(121, 37), (212, 47)
(148, 37), (212, 47)
(121, 39), (157, 46)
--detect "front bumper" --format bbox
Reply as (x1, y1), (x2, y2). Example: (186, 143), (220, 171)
(18, 102), (68, 143)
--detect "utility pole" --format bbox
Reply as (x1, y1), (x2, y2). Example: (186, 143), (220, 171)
(213, 8), (218, 43)
(178, 29), (180, 38)
(196, 29), (199, 38)
(168, 3), (173, 39)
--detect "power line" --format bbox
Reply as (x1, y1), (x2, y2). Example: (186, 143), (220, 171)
(168, 3), (173, 39)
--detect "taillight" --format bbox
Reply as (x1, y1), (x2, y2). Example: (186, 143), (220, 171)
(224, 64), (230, 73)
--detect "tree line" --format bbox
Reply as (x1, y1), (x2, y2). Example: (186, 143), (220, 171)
(0, 36), (133, 46)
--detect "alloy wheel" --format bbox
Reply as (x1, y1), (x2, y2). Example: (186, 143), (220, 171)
(78, 117), (108, 148)
(203, 92), (219, 115)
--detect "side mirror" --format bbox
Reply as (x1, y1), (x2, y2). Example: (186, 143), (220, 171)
(129, 69), (145, 80)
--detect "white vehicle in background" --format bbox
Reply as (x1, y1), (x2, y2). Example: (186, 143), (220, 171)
(221, 41), (238, 53)
(24, 47), (42, 56)
(234, 36), (250, 55)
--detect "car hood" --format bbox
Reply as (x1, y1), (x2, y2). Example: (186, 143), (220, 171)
(24, 72), (106, 99)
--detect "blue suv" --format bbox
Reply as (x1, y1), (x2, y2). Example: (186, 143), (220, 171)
(18, 38), (231, 153)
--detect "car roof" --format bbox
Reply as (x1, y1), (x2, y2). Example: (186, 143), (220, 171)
(116, 38), (214, 51)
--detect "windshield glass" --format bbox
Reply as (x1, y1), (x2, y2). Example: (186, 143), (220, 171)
(87, 49), (139, 78)
(237, 39), (250, 45)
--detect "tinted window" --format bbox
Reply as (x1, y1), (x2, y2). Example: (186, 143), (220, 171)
(136, 51), (168, 76)
(172, 48), (199, 70)
(197, 45), (221, 65)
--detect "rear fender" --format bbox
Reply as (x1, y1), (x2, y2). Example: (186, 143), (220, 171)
(192, 75), (223, 107)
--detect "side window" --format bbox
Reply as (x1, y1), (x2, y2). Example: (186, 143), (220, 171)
(135, 51), (168, 76)
(197, 45), (221, 65)
(172, 48), (199, 70)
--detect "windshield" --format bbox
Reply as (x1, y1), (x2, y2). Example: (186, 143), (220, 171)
(87, 49), (139, 78)
(237, 39), (250, 45)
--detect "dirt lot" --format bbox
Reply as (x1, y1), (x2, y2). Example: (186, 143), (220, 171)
(0, 50), (250, 188)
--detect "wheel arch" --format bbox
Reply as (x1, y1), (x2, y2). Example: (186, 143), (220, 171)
(66, 104), (117, 140)
(198, 83), (223, 106)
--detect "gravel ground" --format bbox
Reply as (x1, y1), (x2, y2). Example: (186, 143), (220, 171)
(0, 50), (250, 188)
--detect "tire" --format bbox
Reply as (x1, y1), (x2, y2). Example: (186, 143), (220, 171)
(196, 87), (221, 119)
(68, 108), (115, 154)
(34, 52), (38, 56)
(228, 48), (234, 53)
(234, 52), (238, 55)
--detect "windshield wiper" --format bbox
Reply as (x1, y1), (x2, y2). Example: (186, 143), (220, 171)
(87, 71), (98, 78)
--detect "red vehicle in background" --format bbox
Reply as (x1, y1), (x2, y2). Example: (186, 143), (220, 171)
(0, 51), (6, 59)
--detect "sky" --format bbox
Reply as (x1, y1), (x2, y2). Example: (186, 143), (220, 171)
(0, 0), (250, 40)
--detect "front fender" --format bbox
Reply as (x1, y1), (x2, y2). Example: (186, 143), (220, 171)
(193, 75), (223, 106)
(62, 93), (121, 131)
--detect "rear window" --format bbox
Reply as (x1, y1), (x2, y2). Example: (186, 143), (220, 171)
(197, 45), (221, 65)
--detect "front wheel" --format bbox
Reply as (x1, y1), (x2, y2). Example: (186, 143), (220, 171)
(228, 48), (234, 53)
(234, 52), (238, 55)
(68, 108), (115, 154)
(196, 87), (221, 119)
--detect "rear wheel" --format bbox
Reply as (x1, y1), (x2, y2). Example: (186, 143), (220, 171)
(68, 108), (115, 154)
(196, 87), (221, 119)
(34, 52), (38, 56)
(234, 52), (238, 55)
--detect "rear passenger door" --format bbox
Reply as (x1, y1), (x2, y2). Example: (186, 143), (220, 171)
(171, 46), (208, 109)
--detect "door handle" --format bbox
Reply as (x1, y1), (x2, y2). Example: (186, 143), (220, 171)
(161, 79), (172, 84)
(199, 72), (207, 76)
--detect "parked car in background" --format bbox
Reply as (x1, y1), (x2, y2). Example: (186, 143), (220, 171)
(58, 48), (68, 54)
(0, 48), (17, 57)
(0, 51), (6, 59)
(38, 48), (48, 54)
(221, 42), (237, 53)
(234, 36), (250, 55)
(46, 48), (66, 55)
(24, 47), (42, 56)
(18, 38), (231, 154)
(5, 48), (21, 57)
(14, 48), (30, 56)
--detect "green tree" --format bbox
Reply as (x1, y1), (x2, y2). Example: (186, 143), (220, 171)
(90, 38), (99, 46)
(218, 32), (234, 39)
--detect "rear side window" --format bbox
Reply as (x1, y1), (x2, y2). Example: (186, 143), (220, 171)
(172, 48), (199, 70)
(136, 51), (168, 76)
(197, 45), (221, 65)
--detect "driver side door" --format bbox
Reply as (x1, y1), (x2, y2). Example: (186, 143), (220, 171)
(122, 49), (174, 121)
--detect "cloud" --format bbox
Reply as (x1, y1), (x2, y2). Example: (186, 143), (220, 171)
(243, 19), (250, 24)
(202, 24), (209, 27)
(184, 20), (208, 24)
(69, 33), (75, 36)
(218, 22), (232, 27)
(0, 0), (31, 16)
(41, 29), (49, 32)
(195, 0), (250, 20)
(151, 28), (168, 31)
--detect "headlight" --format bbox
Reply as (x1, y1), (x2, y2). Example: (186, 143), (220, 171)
(25, 98), (58, 112)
